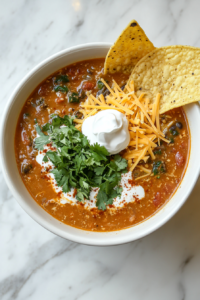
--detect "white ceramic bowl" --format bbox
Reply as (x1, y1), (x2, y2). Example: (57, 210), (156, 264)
(1, 43), (200, 246)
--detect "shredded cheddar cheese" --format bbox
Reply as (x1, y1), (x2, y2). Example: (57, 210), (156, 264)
(74, 78), (169, 177)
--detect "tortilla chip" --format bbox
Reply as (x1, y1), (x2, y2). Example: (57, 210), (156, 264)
(104, 20), (155, 74)
(127, 45), (200, 114)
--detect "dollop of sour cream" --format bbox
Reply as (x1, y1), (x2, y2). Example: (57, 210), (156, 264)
(82, 109), (130, 155)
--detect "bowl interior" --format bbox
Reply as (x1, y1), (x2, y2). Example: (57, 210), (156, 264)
(1, 43), (200, 246)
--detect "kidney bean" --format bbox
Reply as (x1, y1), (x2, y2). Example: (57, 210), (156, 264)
(164, 183), (174, 194)
(38, 84), (49, 96)
(82, 82), (95, 91)
(176, 122), (183, 129)
(153, 192), (162, 207)
(170, 125), (176, 131)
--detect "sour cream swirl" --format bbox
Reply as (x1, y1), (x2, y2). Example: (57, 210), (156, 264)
(82, 109), (130, 155)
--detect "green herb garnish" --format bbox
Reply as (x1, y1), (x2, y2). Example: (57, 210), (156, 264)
(152, 161), (166, 176)
(154, 149), (162, 155)
(68, 92), (80, 103)
(97, 79), (108, 90)
(54, 85), (68, 93)
(42, 123), (51, 132)
(34, 115), (128, 210)
(172, 130), (179, 136)
(35, 125), (50, 150)
(54, 74), (69, 84)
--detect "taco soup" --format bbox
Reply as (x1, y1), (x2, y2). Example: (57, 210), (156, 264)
(15, 58), (190, 232)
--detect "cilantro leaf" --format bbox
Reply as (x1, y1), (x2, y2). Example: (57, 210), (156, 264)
(96, 190), (107, 211)
(90, 143), (110, 161)
(94, 166), (105, 175)
(35, 124), (46, 136)
(76, 190), (85, 202)
(43, 155), (48, 162)
(42, 123), (51, 132)
(35, 115), (128, 210)
(54, 74), (69, 84)
(62, 177), (70, 193)
(45, 151), (61, 165)
(50, 169), (63, 185)
(114, 154), (128, 170)
(34, 124), (50, 150)
(90, 143), (110, 156)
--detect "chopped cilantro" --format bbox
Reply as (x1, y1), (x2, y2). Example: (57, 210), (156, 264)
(172, 129), (179, 136)
(152, 161), (166, 176)
(54, 74), (69, 84)
(43, 155), (48, 162)
(154, 149), (162, 155)
(97, 79), (108, 90)
(54, 85), (68, 93)
(68, 92), (80, 103)
(35, 125), (50, 150)
(34, 115), (128, 210)
(42, 123), (50, 132)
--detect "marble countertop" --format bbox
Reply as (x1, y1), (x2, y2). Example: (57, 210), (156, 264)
(1, 0), (200, 299)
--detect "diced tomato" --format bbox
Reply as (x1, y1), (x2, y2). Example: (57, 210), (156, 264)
(153, 192), (162, 207)
(38, 84), (49, 96)
(175, 151), (185, 167)
(55, 98), (65, 103)
(82, 82), (95, 91)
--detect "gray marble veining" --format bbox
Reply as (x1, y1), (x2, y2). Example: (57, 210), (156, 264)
(1, 0), (200, 299)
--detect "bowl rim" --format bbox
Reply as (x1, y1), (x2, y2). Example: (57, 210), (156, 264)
(1, 42), (200, 246)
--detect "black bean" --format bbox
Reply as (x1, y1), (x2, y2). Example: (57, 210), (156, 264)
(176, 122), (183, 129)
(22, 164), (32, 174)
(96, 87), (110, 98)
(103, 89), (110, 97)
(96, 88), (104, 97)
(169, 125), (176, 131)
(75, 111), (83, 119)
(87, 69), (93, 75)
(78, 88), (86, 99)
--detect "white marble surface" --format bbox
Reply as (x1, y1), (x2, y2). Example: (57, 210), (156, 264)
(1, 0), (200, 299)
